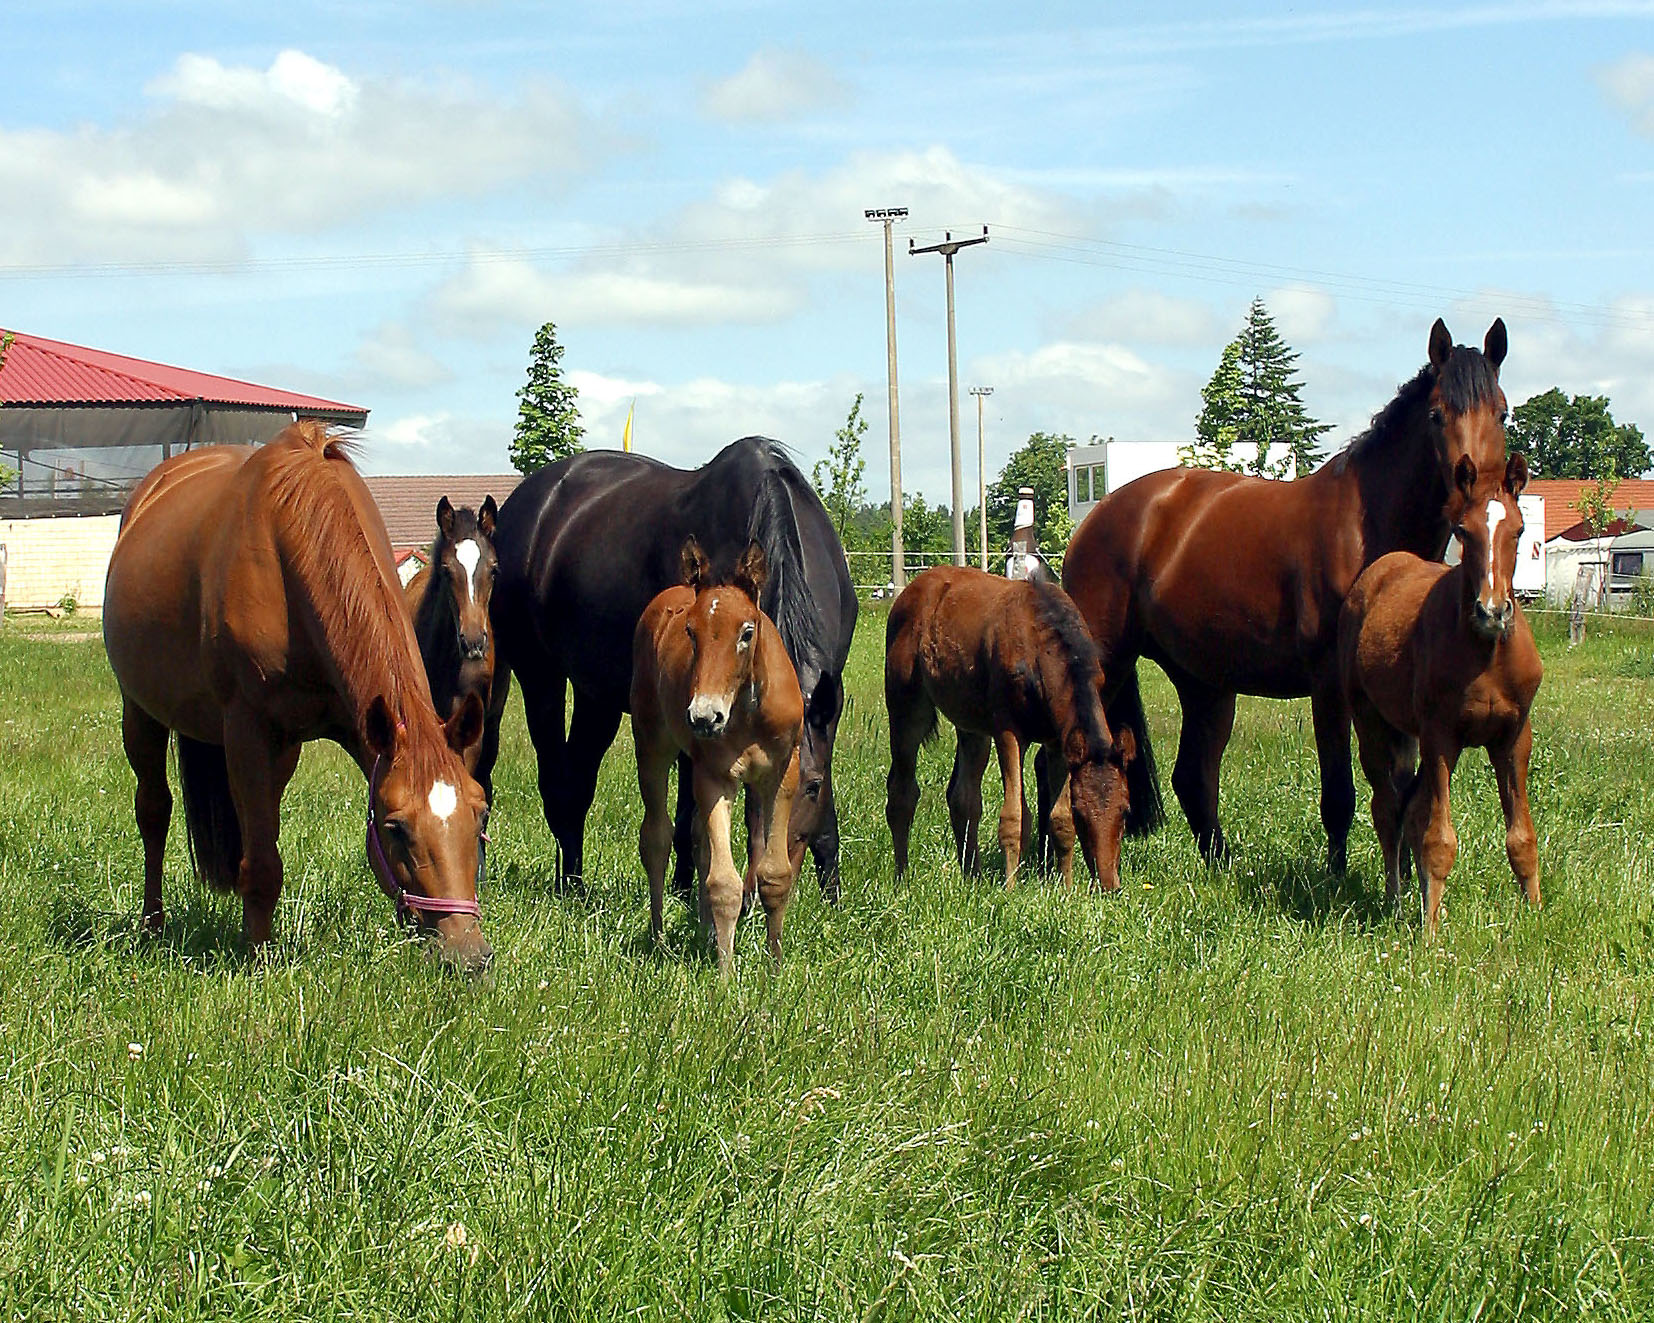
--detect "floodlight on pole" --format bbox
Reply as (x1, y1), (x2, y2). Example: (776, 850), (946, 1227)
(865, 207), (908, 588)
(970, 386), (994, 571)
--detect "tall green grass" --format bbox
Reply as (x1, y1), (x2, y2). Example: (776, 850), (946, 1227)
(0, 607), (1650, 1320)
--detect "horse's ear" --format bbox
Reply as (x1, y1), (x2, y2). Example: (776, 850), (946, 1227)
(445, 692), (486, 756)
(364, 695), (399, 759)
(1110, 725), (1137, 768)
(681, 537), (711, 590)
(734, 540), (768, 602)
(1484, 318), (1507, 373)
(478, 495), (497, 538)
(1505, 452), (1530, 498)
(436, 496), (456, 538)
(1454, 453), (1479, 500)
(1428, 318), (1453, 372)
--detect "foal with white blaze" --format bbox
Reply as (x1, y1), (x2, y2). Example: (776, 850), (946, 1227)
(1339, 453), (1543, 931)
(631, 539), (804, 973)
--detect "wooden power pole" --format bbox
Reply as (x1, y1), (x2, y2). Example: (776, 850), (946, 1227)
(910, 227), (989, 567)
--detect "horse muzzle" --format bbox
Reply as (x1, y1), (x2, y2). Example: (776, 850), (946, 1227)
(687, 695), (730, 739)
(457, 630), (489, 661)
(1472, 599), (1514, 640)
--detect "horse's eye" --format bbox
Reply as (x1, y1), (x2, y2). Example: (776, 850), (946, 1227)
(1430, 408), (1445, 427)
(740, 622), (755, 644)
(382, 817), (411, 845)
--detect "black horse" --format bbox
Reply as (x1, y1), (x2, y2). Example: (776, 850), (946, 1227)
(486, 437), (858, 900)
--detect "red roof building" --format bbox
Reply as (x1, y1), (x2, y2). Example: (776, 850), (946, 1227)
(1524, 478), (1654, 543)
(362, 474), (522, 552)
(0, 328), (367, 517)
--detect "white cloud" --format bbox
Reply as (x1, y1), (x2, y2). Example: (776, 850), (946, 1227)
(701, 48), (849, 123)
(1266, 285), (1337, 343)
(428, 256), (802, 334)
(353, 322), (455, 389)
(1061, 289), (1217, 346)
(973, 340), (1193, 443)
(357, 411), (512, 475)
(0, 49), (592, 264)
(1598, 52), (1654, 136)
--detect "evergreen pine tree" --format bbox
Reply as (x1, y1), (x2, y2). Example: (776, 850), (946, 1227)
(1184, 298), (1332, 478)
(509, 322), (585, 474)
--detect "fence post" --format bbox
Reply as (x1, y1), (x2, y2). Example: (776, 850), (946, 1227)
(0, 543), (7, 622)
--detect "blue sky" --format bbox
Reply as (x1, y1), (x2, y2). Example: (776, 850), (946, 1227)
(4, 1), (1653, 497)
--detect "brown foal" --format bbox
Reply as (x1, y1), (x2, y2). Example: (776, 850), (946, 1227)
(631, 539), (804, 974)
(1339, 453), (1542, 930)
(885, 566), (1135, 890)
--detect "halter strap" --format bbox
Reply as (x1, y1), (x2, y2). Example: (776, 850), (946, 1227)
(366, 755), (483, 920)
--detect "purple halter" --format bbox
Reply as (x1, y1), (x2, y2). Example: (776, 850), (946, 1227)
(366, 755), (483, 920)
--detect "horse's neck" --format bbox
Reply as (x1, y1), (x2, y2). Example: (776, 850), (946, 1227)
(1339, 401), (1451, 565)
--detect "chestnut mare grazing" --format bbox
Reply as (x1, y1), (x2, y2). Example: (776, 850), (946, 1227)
(1063, 318), (1510, 872)
(1339, 453), (1542, 930)
(404, 496), (502, 785)
(103, 422), (493, 973)
(631, 540), (803, 975)
(885, 567), (1136, 890)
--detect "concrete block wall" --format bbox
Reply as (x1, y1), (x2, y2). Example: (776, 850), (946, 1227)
(0, 514), (121, 611)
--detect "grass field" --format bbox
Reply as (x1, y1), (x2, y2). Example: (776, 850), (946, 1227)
(2, 606), (1653, 1320)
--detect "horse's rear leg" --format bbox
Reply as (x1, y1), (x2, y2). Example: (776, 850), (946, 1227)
(1491, 721), (1541, 908)
(520, 675), (572, 881)
(1352, 702), (1413, 910)
(560, 695), (623, 887)
(993, 731), (1027, 887)
(807, 778), (842, 906)
(1169, 681), (1236, 864)
(1036, 750), (1079, 887)
(1312, 684), (1357, 874)
(947, 733), (992, 875)
(884, 689), (933, 880)
(121, 699), (172, 935)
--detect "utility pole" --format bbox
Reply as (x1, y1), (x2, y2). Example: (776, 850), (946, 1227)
(865, 207), (908, 588)
(970, 385), (993, 571)
(910, 226), (989, 567)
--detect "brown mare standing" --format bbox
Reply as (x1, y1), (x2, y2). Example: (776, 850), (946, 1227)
(631, 539), (803, 974)
(103, 422), (493, 972)
(1063, 318), (1510, 871)
(404, 496), (504, 788)
(885, 566), (1135, 890)
(1339, 453), (1542, 930)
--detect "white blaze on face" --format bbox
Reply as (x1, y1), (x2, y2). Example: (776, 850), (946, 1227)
(454, 539), (481, 603)
(428, 779), (458, 822)
(1484, 498), (1507, 594)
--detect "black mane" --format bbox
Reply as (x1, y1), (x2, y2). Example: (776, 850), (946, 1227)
(1030, 579), (1113, 757)
(1337, 346), (1501, 466)
(739, 438), (830, 675)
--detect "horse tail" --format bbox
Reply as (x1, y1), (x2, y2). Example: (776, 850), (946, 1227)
(176, 736), (243, 891)
(1108, 664), (1164, 836)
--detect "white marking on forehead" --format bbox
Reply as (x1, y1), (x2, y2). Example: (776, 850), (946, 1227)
(454, 540), (481, 604)
(1484, 499), (1507, 593)
(428, 780), (458, 822)
(708, 597), (719, 617)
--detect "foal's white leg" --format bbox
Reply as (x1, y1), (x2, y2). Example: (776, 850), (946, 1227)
(695, 770), (743, 975)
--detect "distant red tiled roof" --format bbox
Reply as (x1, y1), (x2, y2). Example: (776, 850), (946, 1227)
(1524, 479), (1654, 542)
(363, 474), (522, 550)
(0, 328), (366, 419)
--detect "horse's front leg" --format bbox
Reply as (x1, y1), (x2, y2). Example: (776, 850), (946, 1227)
(752, 752), (801, 961)
(222, 705), (299, 951)
(1404, 742), (1460, 933)
(946, 733), (991, 875)
(1311, 682), (1357, 874)
(693, 769), (743, 976)
(1037, 748), (1077, 887)
(633, 723), (676, 945)
(1491, 721), (1541, 908)
(1170, 679), (1236, 864)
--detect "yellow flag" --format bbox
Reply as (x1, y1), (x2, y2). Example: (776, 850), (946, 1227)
(622, 400), (634, 453)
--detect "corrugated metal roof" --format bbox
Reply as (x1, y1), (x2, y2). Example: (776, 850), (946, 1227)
(363, 474), (521, 550)
(0, 328), (367, 418)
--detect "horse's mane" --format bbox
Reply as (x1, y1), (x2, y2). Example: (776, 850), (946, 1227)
(261, 421), (448, 781)
(1337, 347), (1501, 465)
(1029, 579), (1113, 758)
(740, 438), (828, 674)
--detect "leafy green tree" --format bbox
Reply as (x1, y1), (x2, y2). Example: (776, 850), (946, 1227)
(985, 431), (1072, 554)
(813, 394), (869, 543)
(1508, 388), (1649, 480)
(1184, 298), (1331, 478)
(509, 322), (585, 474)
(1573, 458), (1624, 538)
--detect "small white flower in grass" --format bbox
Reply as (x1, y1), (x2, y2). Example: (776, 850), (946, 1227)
(127, 1042), (143, 1061)
(134, 1190), (151, 1210)
(444, 1222), (468, 1250)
